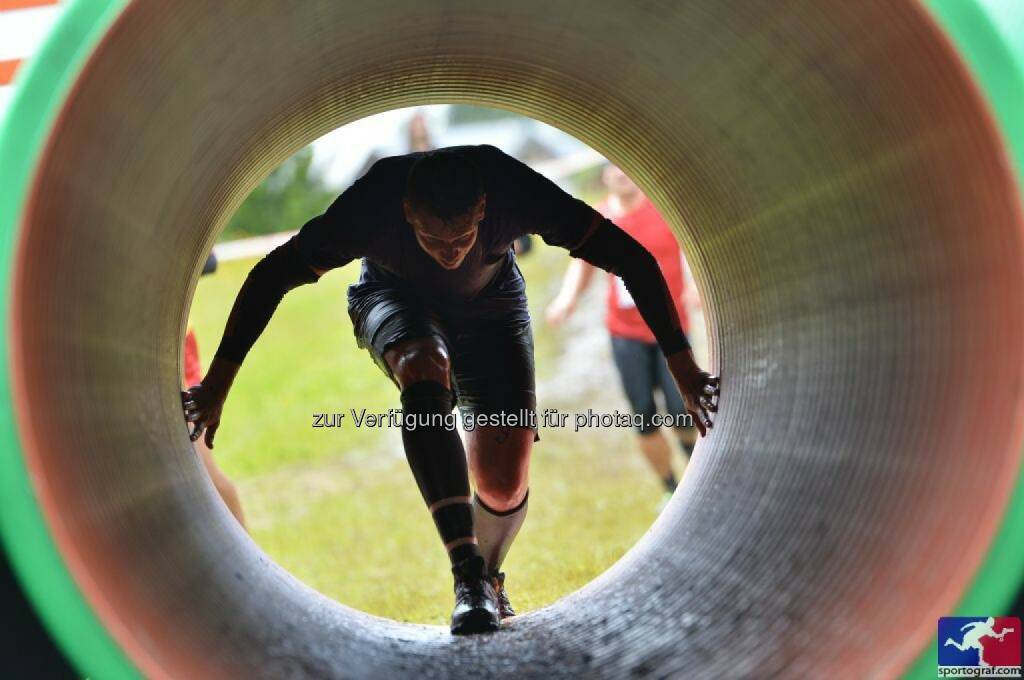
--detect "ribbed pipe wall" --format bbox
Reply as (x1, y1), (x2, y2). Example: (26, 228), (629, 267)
(6, 0), (1024, 677)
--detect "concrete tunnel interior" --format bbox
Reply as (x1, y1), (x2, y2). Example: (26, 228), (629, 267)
(1, 0), (1023, 677)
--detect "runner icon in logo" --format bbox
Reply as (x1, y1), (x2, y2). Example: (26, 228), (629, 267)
(944, 617), (1016, 667)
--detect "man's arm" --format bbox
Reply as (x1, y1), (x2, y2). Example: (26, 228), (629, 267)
(485, 145), (686, 348)
(185, 158), (385, 446)
(569, 214), (690, 356)
(184, 236), (330, 448)
(569, 214), (719, 434)
(213, 160), (384, 365)
(212, 237), (322, 365)
(481, 146), (718, 430)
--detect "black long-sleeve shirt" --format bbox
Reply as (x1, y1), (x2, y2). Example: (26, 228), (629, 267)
(213, 144), (689, 365)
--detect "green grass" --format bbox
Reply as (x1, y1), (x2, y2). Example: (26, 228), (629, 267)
(189, 240), (685, 625)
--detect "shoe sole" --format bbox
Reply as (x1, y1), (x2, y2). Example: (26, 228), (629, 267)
(450, 608), (500, 635)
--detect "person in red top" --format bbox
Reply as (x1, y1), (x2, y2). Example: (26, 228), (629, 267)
(547, 164), (699, 504)
(184, 326), (203, 387)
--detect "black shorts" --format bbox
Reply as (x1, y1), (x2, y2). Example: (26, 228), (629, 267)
(610, 334), (695, 435)
(347, 280), (540, 442)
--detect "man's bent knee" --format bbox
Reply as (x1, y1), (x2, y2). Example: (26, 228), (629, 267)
(475, 482), (528, 513)
(383, 337), (450, 388)
(471, 427), (533, 511)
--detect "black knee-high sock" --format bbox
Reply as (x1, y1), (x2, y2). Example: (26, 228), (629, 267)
(400, 380), (479, 565)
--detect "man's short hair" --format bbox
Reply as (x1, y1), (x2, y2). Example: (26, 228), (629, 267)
(405, 149), (484, 220)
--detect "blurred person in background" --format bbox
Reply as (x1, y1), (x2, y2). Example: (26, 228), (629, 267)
(182, 145), (718, 635)
(184, 252), (248, 530)
(407, 111), (434, 153)
(546, 164), (700, 509)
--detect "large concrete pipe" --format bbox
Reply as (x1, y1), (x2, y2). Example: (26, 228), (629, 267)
(1, 0), (1022, 677)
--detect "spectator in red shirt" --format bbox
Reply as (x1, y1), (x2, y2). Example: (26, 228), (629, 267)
(546, 164), (699, 506)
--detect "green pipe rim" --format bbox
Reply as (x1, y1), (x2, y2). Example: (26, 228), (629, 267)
(0, 0), (138, 677)
(906, 0), (1024, 674)
(0, 1), (1019, 678)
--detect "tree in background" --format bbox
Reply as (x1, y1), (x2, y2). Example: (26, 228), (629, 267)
(220, 147), (335, 242)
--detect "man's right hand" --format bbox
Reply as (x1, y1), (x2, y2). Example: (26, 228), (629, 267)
(181, 357), (239, 448)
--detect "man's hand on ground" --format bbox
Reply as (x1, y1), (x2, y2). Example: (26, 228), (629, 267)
(665, 349), (719, 436)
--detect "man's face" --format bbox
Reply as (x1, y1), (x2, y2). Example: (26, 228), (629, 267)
(403, 195), (486, 270)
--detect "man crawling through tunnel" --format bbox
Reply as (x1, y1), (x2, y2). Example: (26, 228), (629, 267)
(181, 145), (719, 635)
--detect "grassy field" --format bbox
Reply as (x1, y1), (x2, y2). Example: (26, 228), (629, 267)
(189, 240), (690, 625)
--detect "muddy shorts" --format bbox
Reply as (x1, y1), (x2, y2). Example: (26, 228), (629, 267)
(347, 280), (540, 442)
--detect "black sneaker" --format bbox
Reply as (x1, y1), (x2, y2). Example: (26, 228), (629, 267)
(450, 555), (500, 635)
(490, 571), (516, 619)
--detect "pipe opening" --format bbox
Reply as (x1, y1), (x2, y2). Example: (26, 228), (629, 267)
(3, 1), (1022, 677)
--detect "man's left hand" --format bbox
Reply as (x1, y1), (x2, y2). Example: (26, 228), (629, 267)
(665, 349), (719, 436)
